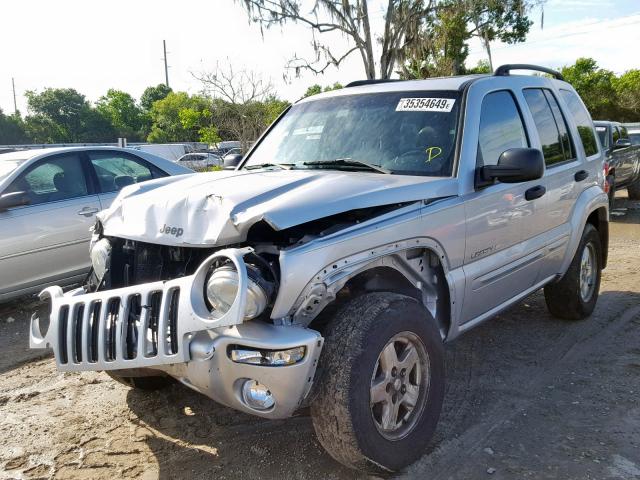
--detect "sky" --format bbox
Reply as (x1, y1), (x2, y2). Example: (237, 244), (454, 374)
(0, 0), (639, 115)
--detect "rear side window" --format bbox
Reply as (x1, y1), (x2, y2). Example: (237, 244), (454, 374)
(88, 151), (164, 193)
(477, 91), (528, 167)
(559, 89), (599, 157)
(523, 89), (574, 166)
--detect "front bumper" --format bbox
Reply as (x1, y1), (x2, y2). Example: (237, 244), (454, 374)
(30, 247), (324, 418)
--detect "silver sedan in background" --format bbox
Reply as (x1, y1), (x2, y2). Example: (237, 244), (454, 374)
(0, 147), (193, 302)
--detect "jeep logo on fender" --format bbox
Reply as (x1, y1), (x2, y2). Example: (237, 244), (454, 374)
(159, 224), (184, 238)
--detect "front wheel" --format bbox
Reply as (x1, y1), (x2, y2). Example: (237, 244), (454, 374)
(310, 292), (445, 474)
(544, 223), (602, 320)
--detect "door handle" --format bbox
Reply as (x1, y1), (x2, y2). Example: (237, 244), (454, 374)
(525, 185), (546, 201)
(77, 207), (99, 217)
(574, 170), (589, 182)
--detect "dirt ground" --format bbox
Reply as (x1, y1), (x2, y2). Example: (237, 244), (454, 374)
(1, 192), (639, 480)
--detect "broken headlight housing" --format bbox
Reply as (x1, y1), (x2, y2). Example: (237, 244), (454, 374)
(90, 238), (112, 284)
(205, 264), (273, 320)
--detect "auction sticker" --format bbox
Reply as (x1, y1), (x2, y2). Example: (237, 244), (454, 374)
(396, 98), (455, 112)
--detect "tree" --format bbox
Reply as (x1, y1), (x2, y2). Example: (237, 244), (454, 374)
(96, 89), (145, 141)
(24, 88), (116, 143)
(399, 0), (536, 78)
(613, 70), (640, 122)
(561, 58), (618, 120)
(0, 110), (30, 144)
(237, 0), (439, 80)
(303, 82), (343, 97)
(195, 65), (288, 148)
(147, 92), (215, 143)
(140, 84), (173, 111)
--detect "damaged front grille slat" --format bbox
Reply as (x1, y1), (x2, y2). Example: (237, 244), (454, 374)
(80, 302), (93, 364)
(115, 296), (130, 362)
(58, 305), (70, 365)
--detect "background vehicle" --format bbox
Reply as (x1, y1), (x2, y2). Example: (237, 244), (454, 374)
(0, 147), (193, 302)
(31, 66), (609, 475)
(176, 152), (222, 170)
(129, 143), (195, 162)
(594, 121), (640, 202)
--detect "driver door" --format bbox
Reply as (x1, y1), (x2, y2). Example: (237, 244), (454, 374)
(461, 90), (544, 324)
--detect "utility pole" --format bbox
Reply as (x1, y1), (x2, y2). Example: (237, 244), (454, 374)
(11, 77), (17, 114)
(163, 40), (169, 88)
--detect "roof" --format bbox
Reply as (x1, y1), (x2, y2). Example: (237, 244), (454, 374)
(297, 74), (486, 103)
(0, 145), (141, 161)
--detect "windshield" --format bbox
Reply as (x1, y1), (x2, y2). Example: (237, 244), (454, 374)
(595, 126), (609, 148)
(630, 132), (640, 146)
(245, 91), (461, 176)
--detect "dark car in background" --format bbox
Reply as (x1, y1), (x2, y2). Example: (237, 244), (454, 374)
(594, 121), (640, 204)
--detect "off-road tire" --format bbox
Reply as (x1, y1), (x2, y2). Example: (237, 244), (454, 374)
(106, 371), (173, 391)
(544, 223), (602, 320)
(310, 292), (445, 475)
(628, 180), (640, 200)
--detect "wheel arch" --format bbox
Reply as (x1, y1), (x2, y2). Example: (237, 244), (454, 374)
(301, 247), (453, 340)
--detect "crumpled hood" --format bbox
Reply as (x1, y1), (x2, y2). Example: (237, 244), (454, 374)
(99, 169), (458, 246)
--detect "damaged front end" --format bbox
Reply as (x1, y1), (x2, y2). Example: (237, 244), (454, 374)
(30, 239), (323, 419)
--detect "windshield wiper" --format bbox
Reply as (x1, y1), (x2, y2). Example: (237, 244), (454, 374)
(302, 158), (391, 174)
(244, 163), (295, 170)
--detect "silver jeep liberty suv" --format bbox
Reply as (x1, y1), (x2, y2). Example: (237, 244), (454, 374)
(31, 64), (608, 474)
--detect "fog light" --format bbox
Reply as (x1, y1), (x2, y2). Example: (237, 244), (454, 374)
(230, 346), (306, 366)
(242, 380), (275, 410)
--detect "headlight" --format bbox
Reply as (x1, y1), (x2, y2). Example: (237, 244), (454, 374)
(90, 238), (112, 283)
(205, 264), (272, 320)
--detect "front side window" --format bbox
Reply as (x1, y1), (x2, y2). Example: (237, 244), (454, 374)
(88, 152), (162, 193)
(523, 88), (574, 166)
(612, 127), (621, 144)
(6, 153), (88, 206)
(559, 89), (599, 157)
(620, 126), (629, 139)
(477, 91), (528, 167)
(245, 91), (461, 176)
(630, 132), (640, 146)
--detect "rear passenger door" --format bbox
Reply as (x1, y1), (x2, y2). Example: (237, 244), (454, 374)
(87, 150), (167, 209)
(521, 88), (582, 280)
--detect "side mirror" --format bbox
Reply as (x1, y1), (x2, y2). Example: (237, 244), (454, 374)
(0, 191), (30, 211)
(223, 153), (243, 170)
(477, 148), (544, 187)
(614, 138), (631, 149)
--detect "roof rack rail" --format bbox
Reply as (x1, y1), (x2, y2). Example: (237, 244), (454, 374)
(494, 64), (564, 81)
(345, 79), (402, 88)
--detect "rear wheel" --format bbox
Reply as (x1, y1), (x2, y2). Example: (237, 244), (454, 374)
(544, 224), (602, 320)
(628, 180), (640, 200)
(310, 292), (445, 474)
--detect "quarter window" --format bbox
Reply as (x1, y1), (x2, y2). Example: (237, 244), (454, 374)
(477, 91), (528, 167)
(559, 89), (599, 157)
(6, 153), (88, 206)
(612, 127), (620, 144)
(88, 152), (163, 193)
(523, 88), (574, 166)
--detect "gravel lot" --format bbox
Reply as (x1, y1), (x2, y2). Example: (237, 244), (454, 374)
(1, 192), (639, 480)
